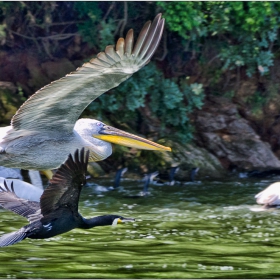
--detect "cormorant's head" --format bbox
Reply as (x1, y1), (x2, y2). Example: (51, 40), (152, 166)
(111, 215), (135, 226)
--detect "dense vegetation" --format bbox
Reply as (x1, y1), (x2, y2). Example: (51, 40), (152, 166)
(1, 1), (280, 170)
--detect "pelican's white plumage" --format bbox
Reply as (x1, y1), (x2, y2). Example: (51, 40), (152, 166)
(0, 14), (170, 173)
(0, 166), (22, 180)
(0, 166), (43, 189)
(255, 182), (280, 206)
(0, 177), (42, 202)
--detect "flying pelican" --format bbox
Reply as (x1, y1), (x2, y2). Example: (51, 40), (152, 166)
(0, 14), (170, 179)
(0, 166), (22, 180)
(0, 148), (134, 247)
(0, 177), (42, 201)
(255, 182), (280, 208)
(0, 166), (43, 189)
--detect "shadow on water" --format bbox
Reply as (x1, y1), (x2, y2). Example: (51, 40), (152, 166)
(1, 177), (280, 278)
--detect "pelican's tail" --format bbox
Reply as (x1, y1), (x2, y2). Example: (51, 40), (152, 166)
(0, 228), (27, 247)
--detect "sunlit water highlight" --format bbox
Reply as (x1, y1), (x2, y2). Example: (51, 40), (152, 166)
(1, 177), (280, 278)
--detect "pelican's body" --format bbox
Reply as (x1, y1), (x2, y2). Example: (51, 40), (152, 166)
(255, 182), (280, 207)
(0, 166), (22, 180)
(0, 14), (170, 175)
(0, 120), (111, 170)
(0, 165), (43, 190)
(0, 177), (42, 201)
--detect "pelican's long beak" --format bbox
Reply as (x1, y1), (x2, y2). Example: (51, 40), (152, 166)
(93, 125), (171, 151)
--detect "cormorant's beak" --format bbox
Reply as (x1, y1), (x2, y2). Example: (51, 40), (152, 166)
(93, 125), (171, 152)
(118, 218), (135, 224)
(112, 217), (135, 226)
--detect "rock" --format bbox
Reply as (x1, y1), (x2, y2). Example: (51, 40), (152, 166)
(127, 141), (226, 180)
(0, 82), (25, 125)
(26, 54), (51, 90)
(162, 142), (226, 179)
(195, 96), (280, 171)
(41, 58), (76, 81)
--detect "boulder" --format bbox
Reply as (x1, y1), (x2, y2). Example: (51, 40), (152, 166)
(195, 96), (280, 171)
(0, 82), (25, 125)
(164, 142), (227, 179)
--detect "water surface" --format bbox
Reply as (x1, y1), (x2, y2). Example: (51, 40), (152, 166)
(1, 177), (280, 278)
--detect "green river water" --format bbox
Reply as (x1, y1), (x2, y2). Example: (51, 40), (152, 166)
(0, 177), (280, 278)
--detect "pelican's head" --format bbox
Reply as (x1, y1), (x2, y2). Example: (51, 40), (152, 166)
(89, 120), (171, 151)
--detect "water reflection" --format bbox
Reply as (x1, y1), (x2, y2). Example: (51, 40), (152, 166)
(1, 178), (280, 278)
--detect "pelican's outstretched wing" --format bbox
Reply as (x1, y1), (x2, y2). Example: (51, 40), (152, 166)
(0, 181), (41, 223)
(10, 14), (165, 134)
(40, 148), (89, 216)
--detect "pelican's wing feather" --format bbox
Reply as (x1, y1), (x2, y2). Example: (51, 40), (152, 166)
(10, 14), (164, 134)
(0, 180), (41, 223)
(40, 148), (89, 216)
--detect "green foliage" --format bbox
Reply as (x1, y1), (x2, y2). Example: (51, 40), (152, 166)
(88, 63), (205, 143)
(157, 1), (280, 77)
(157, 2), (206, 40)
(245, 91), (267, 116)
(73, 2), (102, 47)
(99, 18), (115, 50)
(2, 1), (280, 148)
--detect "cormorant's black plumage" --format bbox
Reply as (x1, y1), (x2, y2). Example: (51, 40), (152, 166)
(0, 148), (134, 247)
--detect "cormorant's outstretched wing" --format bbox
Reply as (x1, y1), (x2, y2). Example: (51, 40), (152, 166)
(9, 14), (164, 135)
(0, 227), (27, 247)
(40, 148), (89, 216)
(0, 181), (41, 223)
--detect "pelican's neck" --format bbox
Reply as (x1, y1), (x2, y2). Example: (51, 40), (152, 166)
(74, 119), (112, 161)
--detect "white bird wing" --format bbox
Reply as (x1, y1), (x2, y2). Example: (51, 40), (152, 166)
(0, 180), (41, 223)
(255, 183), (280, 205)
(9, 14), (164, 134)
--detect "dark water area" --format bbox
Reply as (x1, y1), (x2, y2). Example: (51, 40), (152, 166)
(1, 177), (280, 278)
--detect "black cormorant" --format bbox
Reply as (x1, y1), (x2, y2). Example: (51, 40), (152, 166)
(168, 166), (180, 185)
(190, 167), (199, 182)
(114, 167), (128, 189)
(142, 171), (159, 195)
(0, 148), (134, 247)
(124, 171), (159, 198)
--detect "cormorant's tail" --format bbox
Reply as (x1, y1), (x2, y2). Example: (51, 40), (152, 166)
(0, 228), (27, 247)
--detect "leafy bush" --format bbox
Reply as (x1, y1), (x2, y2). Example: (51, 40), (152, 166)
(157, 1), (280, 77)
(88, 63), (205, 143)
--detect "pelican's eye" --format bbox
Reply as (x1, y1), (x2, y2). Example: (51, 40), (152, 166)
(96, 122), (103, 127)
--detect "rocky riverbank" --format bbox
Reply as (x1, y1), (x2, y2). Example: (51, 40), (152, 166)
(1, 51), (280, 181)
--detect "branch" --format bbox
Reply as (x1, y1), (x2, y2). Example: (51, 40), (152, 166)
(9, 30), (78, 41)
(29, 21), (85, 28)
(114, 1), (128, 37)
(41, 39), (54, 60)
(119, 2), (128, 37)
(102, 3), (115, 22)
